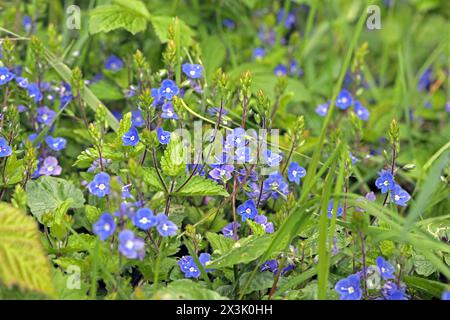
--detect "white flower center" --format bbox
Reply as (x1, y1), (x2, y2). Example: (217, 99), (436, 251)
(42, 114), (48, 121)
(126, 240), (134, 249)
(189, 267), (196, 272)
(47, 166), (54, 172)
(190, 70), (196, 76)
(104, 224), (110, 231)
(98, 183), (106, 190)
(0, 75), (5, 80)
(348, 286), (354, 294)
(162, 224), (168, 231)
(394, 195), (400, 201)
(130, 136), (135, 141)
(140, 217), (149, 224)
(383, 180), (389, 186)
(245, 208), (251, 214)
(292, 170), (297, 177)
(165, 88), (172, 93)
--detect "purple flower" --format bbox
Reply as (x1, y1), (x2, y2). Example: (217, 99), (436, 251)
(287, 162), (306, 184)
(222, 18), (235, 29)
(336, 89), (353, 110)
(315, 101), (330, 117)
(0, 67), (15, 86)
(208, 107), (229, 118)
(156, 214), (178, 237)
(158, 79), (179, 100)
(88, 172), (111, 198)
(122, 126), (140, 147)
(354, 100), (370, 121)
(45, 136), (67, 151)
(327, 200), (343, 219)
(263, 172), (289, 200)
(252, 47), (265, 60)
(104, 54), (123, 72)
(335, 274), (362, 300)
(93, 213), (116, 241)
(254, 215), (274, 233)
(274, 64), (288, 77)
(264, 149), (283, 167)
(118, 230), (145, 260)
(277, 9), (296, 28)
(38, 156), (62, 176)
(375, 170), (395, 194)
(161, 102), (179, 119)
(376, 256), (395, 280)
(133, 208), (157, 230)
(225, 128), (246, 149)
(209, 164), (234, 182)
(237, 199), (258, 221)
(131, 110), (145, 128)
(27, 83), (43, 102)
(182, 63), (203, 79)
(235, 146), (254, 163)
(36, 106), (56, 126)
(390, 184), (411, 206)
(157, 127), (171, 145)
(0, 137), (12, 157)
(222, 222), (240, 240)
(365, 191), (376, 201)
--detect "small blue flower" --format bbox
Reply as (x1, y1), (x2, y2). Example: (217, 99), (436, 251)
(131, 110), (145, 128)
(178, 256), (200, 278)
(315, 101), (330, 117)
(122, 126), (140, 147)
(375, 170), (395, 194)
(151, 88), (164, 106)
(88, 172), (111, 198)
(157, 127), (171, 145)
(22, 16), (33, 32)
(274, 64), (288, 77)
(104, 54), (123, 72)
(336, 89), (353, 110)
(27, 83), (43, 102)
(161, 102), (179, 120)
(0, 137), (12, 157)
(222, 222), (240, 240)
(209, 164), (234, 182)
(354, 100), (370, 121)
(252, 47), (265, 60)
(156, 214), (178, 237)
(45, 136), (67, 151)
(277, 9), (296, 28)
(235, 146), (254, 163)
(0, 67), (15, 86)
(260, 260), (278, 273)
(237, 199), (258, 221)
(390, 184), (411, 207)
(254, 215), (274, 233)
(133, 208), (157, 230)
(36, 106), (56, 126)
(264, 149), (283, 167)
(287, 162), (306, 184)
(335, 274), (362, 300)
(417, 68), (432, 91)
(376, 256), (395, 280)
(222, 18), (235, 29)
(327, 200), (343, 219)
(182, 63), (203, 79)
(38, 156), (62, 176)
(442, 291), (450, 300)
(16, 77), (29, 88)
(263, 172), (289, 200)
(225, 128), (246, 149)
(158, 79), (179, 100)
(382, 281), (407, 300)
(93, 213), (116, 241)
(118, 230), (145, 260)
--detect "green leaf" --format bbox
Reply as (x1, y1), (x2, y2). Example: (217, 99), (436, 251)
(403, 275), (447, 298)
(152, 279), (228, 300)
(26, 176), (85, 223)
(247, 219), (266, 236)
(160, 133), (185, 177)
(207, 235), (273, 269)
(89, 81), (124, 101)
(201, 35), (226, 82)
(413, 254), (437, 277)
(238, 271), (275, 295)
(206, 232), (234, 255)
(89, 0), (150, 35)
(150, 16), (194, 46)
(0, 203), (56, 297)
(142, 168), (166, 192)
(172, 176), (229, 197)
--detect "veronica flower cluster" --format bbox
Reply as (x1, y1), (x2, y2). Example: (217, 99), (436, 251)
(375, 169), (411, 206)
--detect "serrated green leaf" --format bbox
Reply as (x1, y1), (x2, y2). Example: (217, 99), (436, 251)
(152, 279), (228, 300)
(0, 203), (56, 297)
(160, 133), (185, 177)
(142, 167), (166, 192)
(26, 176), (85, 223)
(206, 232), (234, 255)
(172, 175), (229, 197)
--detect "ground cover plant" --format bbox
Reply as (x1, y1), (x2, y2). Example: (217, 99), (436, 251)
(0, 0), (449, 301)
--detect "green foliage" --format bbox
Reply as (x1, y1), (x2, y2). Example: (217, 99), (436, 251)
(152, 279), (228, 300)
(160, 133), (186, 177)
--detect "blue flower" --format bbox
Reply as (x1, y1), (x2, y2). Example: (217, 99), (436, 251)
(222, 18), (235, 29)
(118, 230), (145, 260)
(27, 83), (43, 102)
(22, 16), (33, 32)
(161, 102), (179, 119)
(122, 126), (140, 147)
(0, 67), (15, 86)
(263, 172), (289, 200)
(45, 136), (67, 151)
(260, 260), (278, 273)
(38, 156), (62, 176)
(93, 213), (116, 241)
(254, 215), (274, 233)
(274, 64), (288, 77)
(335, 274), (362, 300)
(381, 281), (407, 300)
(156, 214), (178, 237)
(222, 222), (240, 240)
(336, 89), (353, 110)
(151, 88), (164, 106)
(417, 68), (432, 91)
(442, 291), (450, 300)
(315, 101), (330, 117)
(16, 76), (29, 88)
(376, 256), (395, 280)
(178, 256), (200, 278)
(390, 184), (411, 206)
(287, 162), (306, 184)
(36, 106), (56, 126)
(88, 172), (111, 198)
(182, 63), (203, 79)
(158, 79), (179, 100)
(253, 47), (265, 60)
(133, 208), (157, 230)
(375, 170), (395, 194)
(104, 54), (123, 72)
(277, 9), (296, 28)
(237, 199), (258, 221)
(225, 128), (246, 149)
(0, 137), (12, 157)
(264, 149), (283, 167)
(289, 60), (303, 77)
(235, 146), (254, 163)
(208, 107), (229, 118)
(157, 127), (171, 145)
(209, 164), (234, 182)
(354, 100), (370, 121)
(327, 200), (343, 219)
(131, 110), (145, 128)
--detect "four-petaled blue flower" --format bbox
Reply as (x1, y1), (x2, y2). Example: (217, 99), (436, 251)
(287, 162), (306, 184)
(104, 54), (123, 72)
(264, 149), (283, 167)
(0, 137), (12, 157)
(315, 101), (330, 117)
(122, 126), (140, 147)
(161, 102), (179, 120)
(118, 230), (145, 260)
(376, 256), (395, 280)
(375, 170), (395, 194)
(327, 200), (343, 219)
(254, 215), (274, 233)
(157, 127), (171, 145)
(222, 222), (240, 240)
(209, 164), (234, 182)
(93, 213), (116, 241)
(36, 106), (56, 126)
(27, 83), (43, 102)
(38, 156), (62, 176)
(237, 199), (258, 221)
(390, 184), (411, 206)
(158, 79), (179, 100)
(354, 100), (370, 121)
(263, 172), (289, 200)
(156, 214), (178, 237)
(182, 63), (203, 79)
(133, 208), (157, 230)
(336, 89), (353, 110)
(88, 172), (111, 198)
(274, 64), (288, 77)
(45, 136), (67, 151)
(335, 274), (362, 300)
(131, 110), (145, 128)
(178, 256), (200, 278)
(0, 67), (14, 86)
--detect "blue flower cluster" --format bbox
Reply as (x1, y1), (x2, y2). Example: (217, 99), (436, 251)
(375, 170), (411, 206)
